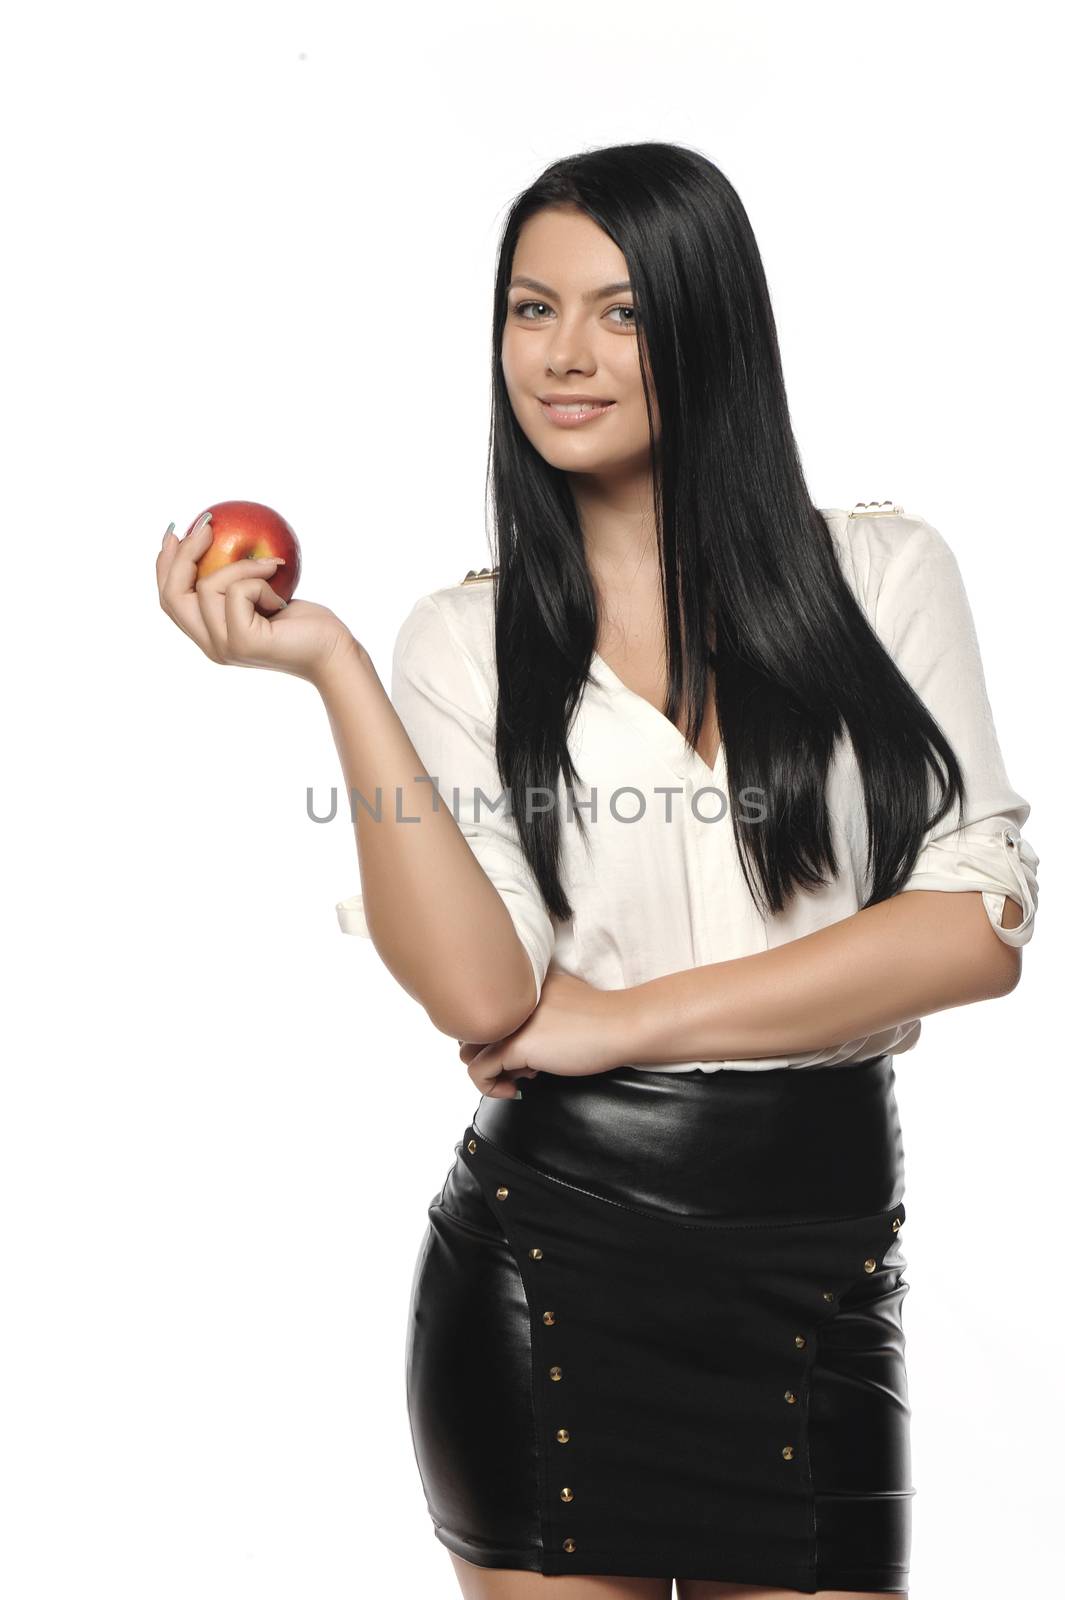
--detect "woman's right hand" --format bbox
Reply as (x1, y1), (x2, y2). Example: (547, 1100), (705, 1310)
(156, 511), (357, 684)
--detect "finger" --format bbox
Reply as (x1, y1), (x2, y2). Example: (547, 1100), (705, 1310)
(196, 554), (287, 597)
(464, 1039), (536, 1076)
(466, 1052), (494, 1091)
(197, 560), (286, 661)
(161, 591), (220, 658)
(471, 1064), (500, 1096)
(157, 511), (213, 592)
(158, 514), (218, 656)
(466, 1052), (522, 1099)
(217, 573), (288, 661)
(480, 1061), (537, 1096)
(485, 1071), (524, 1099)
(154, 522), (178, 587)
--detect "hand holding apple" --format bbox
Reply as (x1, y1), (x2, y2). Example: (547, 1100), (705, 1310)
(191, 499), (302, 604)
(156, 502), (357, 685)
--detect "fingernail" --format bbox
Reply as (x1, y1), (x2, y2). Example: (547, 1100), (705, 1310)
(514, 1089), (523, 1099)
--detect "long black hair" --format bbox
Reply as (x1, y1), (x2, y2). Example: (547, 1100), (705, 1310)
(485, 141), (964, 925)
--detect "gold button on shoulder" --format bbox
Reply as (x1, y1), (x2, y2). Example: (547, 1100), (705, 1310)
(560, 1486), (574, 1502)
(794, 1334), (806, 1349)
(543, 1310), (556, 1325)
(529, 1247), (544, 1260)
(864, 1257), (877, 1273)
(782, 1444), (796, 1461)
(822, 1290), (834, 1302)
(466, 1138), (477, 1153)
(496, 1186), (509, 1200)
(556, 1427), (570, 1443)
(847, 500), (904, 518)
(549, 1365), (562, 1381)
(562, 1537), (577, 1553)
(784, 1390), (797, 1405)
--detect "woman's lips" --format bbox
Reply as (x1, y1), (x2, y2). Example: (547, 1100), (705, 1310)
(539, 400), (617, 427)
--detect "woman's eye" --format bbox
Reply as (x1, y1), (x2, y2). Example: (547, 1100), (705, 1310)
(512, 301), (638, 327)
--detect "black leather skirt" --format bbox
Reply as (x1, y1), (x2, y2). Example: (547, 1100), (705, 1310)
(405, 1053), (913, 1592)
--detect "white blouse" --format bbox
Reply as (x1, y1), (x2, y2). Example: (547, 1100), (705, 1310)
(337, 507), (1039, 1073)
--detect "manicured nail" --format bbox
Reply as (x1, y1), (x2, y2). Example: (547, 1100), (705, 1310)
(514, 1088), (523, 1099)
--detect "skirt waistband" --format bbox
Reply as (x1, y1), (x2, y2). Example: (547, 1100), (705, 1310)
(472, 1054), (905, 1222)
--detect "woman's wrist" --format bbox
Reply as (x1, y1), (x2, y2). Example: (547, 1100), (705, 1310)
(609, 980), (660, 1067)
(311, 632), (376, 698)
(613, 971), (724, 1069)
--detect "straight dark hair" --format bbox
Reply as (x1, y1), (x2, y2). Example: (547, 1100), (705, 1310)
(484, 141), (964, 925)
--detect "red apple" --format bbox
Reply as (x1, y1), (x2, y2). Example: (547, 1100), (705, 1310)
(188, 500), (302, 604)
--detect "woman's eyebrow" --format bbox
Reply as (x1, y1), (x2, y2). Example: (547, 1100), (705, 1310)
(507, 275), (633, 301)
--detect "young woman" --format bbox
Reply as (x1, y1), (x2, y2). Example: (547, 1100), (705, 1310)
(157, 143), (1038, 1599)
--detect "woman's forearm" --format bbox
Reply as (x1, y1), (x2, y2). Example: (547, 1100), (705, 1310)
(314, 641), (538, 1042)
(622, 888), (1023, 1065)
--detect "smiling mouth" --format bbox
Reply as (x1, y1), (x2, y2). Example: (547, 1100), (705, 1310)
(538, 399), (618, 425)
(539, 399), (616, 411)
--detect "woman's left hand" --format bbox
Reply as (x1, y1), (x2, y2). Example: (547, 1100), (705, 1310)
(458, 970), (634, 1098)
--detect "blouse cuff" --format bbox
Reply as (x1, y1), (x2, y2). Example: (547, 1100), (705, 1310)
(899, 825), (1039, 948)
(336, 892), (370, 936)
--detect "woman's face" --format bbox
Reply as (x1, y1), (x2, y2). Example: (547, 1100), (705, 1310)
(501, 205), (659, 476)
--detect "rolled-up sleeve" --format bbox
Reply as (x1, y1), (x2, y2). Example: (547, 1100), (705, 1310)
(872, 516), (1039, 948)
(335, 592), (557, 1000)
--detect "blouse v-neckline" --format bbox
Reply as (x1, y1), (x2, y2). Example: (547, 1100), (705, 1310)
(589, 649), (726, 785)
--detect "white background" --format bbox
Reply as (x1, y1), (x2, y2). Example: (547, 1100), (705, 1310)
(1, 2), (1058, 1595)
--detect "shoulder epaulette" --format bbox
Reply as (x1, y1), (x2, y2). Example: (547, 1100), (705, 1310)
(848, 501), (904, 518)
(460, 565), (499, 584)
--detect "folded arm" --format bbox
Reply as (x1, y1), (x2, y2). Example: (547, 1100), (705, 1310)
(621, 885), (1022, 1066)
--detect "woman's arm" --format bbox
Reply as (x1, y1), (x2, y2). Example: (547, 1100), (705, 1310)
(456, 889), (1021, 1098)
(619, 884), (1021, 1066)
(316, 639), (540, 1044)
(620, 512), (1043, 1068)
(154, 517), (536, 1043)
